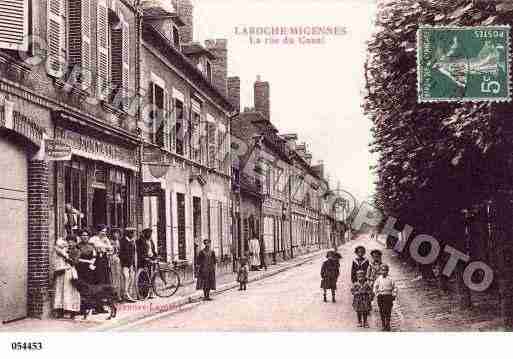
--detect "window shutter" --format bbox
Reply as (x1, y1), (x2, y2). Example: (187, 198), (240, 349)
(163, 89), (170, 150)
(47, 0), (65, 78)
(81, 0), (91, 89)
(183, 104), (190, 159)
(169, 96), (176, 153)
(97, 0), (109, 98)
(0, 0), (29, 51)
(200, 120), (207, 165)
(121, 19), (130, 110)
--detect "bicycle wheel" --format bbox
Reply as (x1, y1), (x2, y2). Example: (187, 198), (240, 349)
(152, 268), (181, 298)
(135, 269), (152, 300)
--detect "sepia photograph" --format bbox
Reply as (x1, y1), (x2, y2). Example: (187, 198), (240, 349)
(0, 0), (512, 357)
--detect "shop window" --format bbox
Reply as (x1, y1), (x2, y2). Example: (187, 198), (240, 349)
(64, 160), (88, 229)
(109, 168), (129, 229)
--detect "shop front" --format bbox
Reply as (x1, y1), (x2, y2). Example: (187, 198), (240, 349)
(52, 122), (139, 238)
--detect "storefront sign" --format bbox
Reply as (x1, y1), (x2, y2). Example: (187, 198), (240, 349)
(45, 139), (72, 161)
(0, 96), (43, 147)
(54, 127), (138, 170)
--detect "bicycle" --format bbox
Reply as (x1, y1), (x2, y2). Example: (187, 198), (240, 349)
(135, 258), (181, 300)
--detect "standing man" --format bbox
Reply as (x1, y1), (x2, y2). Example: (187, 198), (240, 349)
(373, 264), (398, 331)
(136, 228), (158, 270)
(196, 239), (217, 301)
(259, 235), (267, 270)
(119, 227), (137, 302)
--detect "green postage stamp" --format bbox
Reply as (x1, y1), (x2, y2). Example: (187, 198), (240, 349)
(417, 25), (511, 103)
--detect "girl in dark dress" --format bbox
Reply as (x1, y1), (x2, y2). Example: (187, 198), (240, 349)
(76, 229), (97, 285)
(196, 239), (217, 300)
(320, 251), (340, 303)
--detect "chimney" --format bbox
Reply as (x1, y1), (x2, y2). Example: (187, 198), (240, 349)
(227, 76), (240, 113)
(173, 0), (194, 45)
(254, 75), (270, 121)
(205, 39), (228, 96)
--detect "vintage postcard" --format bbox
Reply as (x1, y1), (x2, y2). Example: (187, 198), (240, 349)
(0, 0), (512, 357)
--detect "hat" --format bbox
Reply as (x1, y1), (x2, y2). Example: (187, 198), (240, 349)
(125, 227), (136, 232)
(370, 249), (382, 256)
(142, 228), (153, 235)
(354, 245), (366, 254)
(203, 239), (211, 245)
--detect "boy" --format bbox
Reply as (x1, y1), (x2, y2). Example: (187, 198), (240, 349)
(373, 264), (397, 331)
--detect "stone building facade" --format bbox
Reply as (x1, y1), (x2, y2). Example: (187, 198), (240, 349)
(139, 1), (234, 280)
(0, 0), (140, 321)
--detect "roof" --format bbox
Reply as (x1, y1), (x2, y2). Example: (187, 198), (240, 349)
(182, 43), (217, 60)
(142, 23), (234, 112)
(142, 6), (185, 26)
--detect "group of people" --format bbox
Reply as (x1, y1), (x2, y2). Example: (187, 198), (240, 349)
(320, 245), (397, 331)
(53, 213), (160, 319)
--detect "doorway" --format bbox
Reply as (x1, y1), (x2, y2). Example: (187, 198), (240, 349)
(92, 188), (107, 229)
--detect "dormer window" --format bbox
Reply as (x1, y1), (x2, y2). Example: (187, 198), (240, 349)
(173, 25), (180, 48)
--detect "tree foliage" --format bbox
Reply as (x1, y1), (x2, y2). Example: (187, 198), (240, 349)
(364, 0), (513, 235)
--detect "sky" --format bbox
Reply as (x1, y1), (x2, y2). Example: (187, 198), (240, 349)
(189, 0), (378, 201)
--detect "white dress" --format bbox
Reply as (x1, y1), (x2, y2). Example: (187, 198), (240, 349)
(249, 238), (261, 267)
(53, 238), (81, 312)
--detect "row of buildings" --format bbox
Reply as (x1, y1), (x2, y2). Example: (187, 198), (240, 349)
(0, 0), (345, 322)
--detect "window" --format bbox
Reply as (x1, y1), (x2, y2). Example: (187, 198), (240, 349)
(175, 98), (184, 155)
(0, 0), (29, 51)
(109, 168), (130, 229)
(207, 114), (217, 168)
(64, 160), (88, 229)
(173, 25), (180, 48)
(206, 61), (212, 82)
(149, 81), (166, 147)
(46, 0), (92, 86)
(191, 98), (202, 163)
(97, 1), (130, 108)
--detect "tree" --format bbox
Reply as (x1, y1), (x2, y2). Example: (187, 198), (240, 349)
(364, 0), (513, 316)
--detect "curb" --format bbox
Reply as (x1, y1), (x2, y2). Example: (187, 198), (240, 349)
(93, 250), (326, 331)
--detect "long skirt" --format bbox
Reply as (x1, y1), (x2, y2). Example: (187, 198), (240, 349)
(95, 255), (111, 285)
(109, 255), (122, 299)
(196, 270), (216, 290)
(54, 268), (81, 313)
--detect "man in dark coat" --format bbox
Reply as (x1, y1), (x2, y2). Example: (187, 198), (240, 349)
(196, 239), (217, 300)
(136, 228), (158, 270)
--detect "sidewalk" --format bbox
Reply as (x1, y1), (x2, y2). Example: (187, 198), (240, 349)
(1, 249), (327, 332)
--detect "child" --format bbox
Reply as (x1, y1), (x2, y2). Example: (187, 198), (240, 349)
(367, 249), (383, 286)
(237, 258), (249, 291)
(320, 251), (340, 303)
(351, 246), (369, 283)
(373, 264), (398, 331)
(351, 270), (374, 328)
